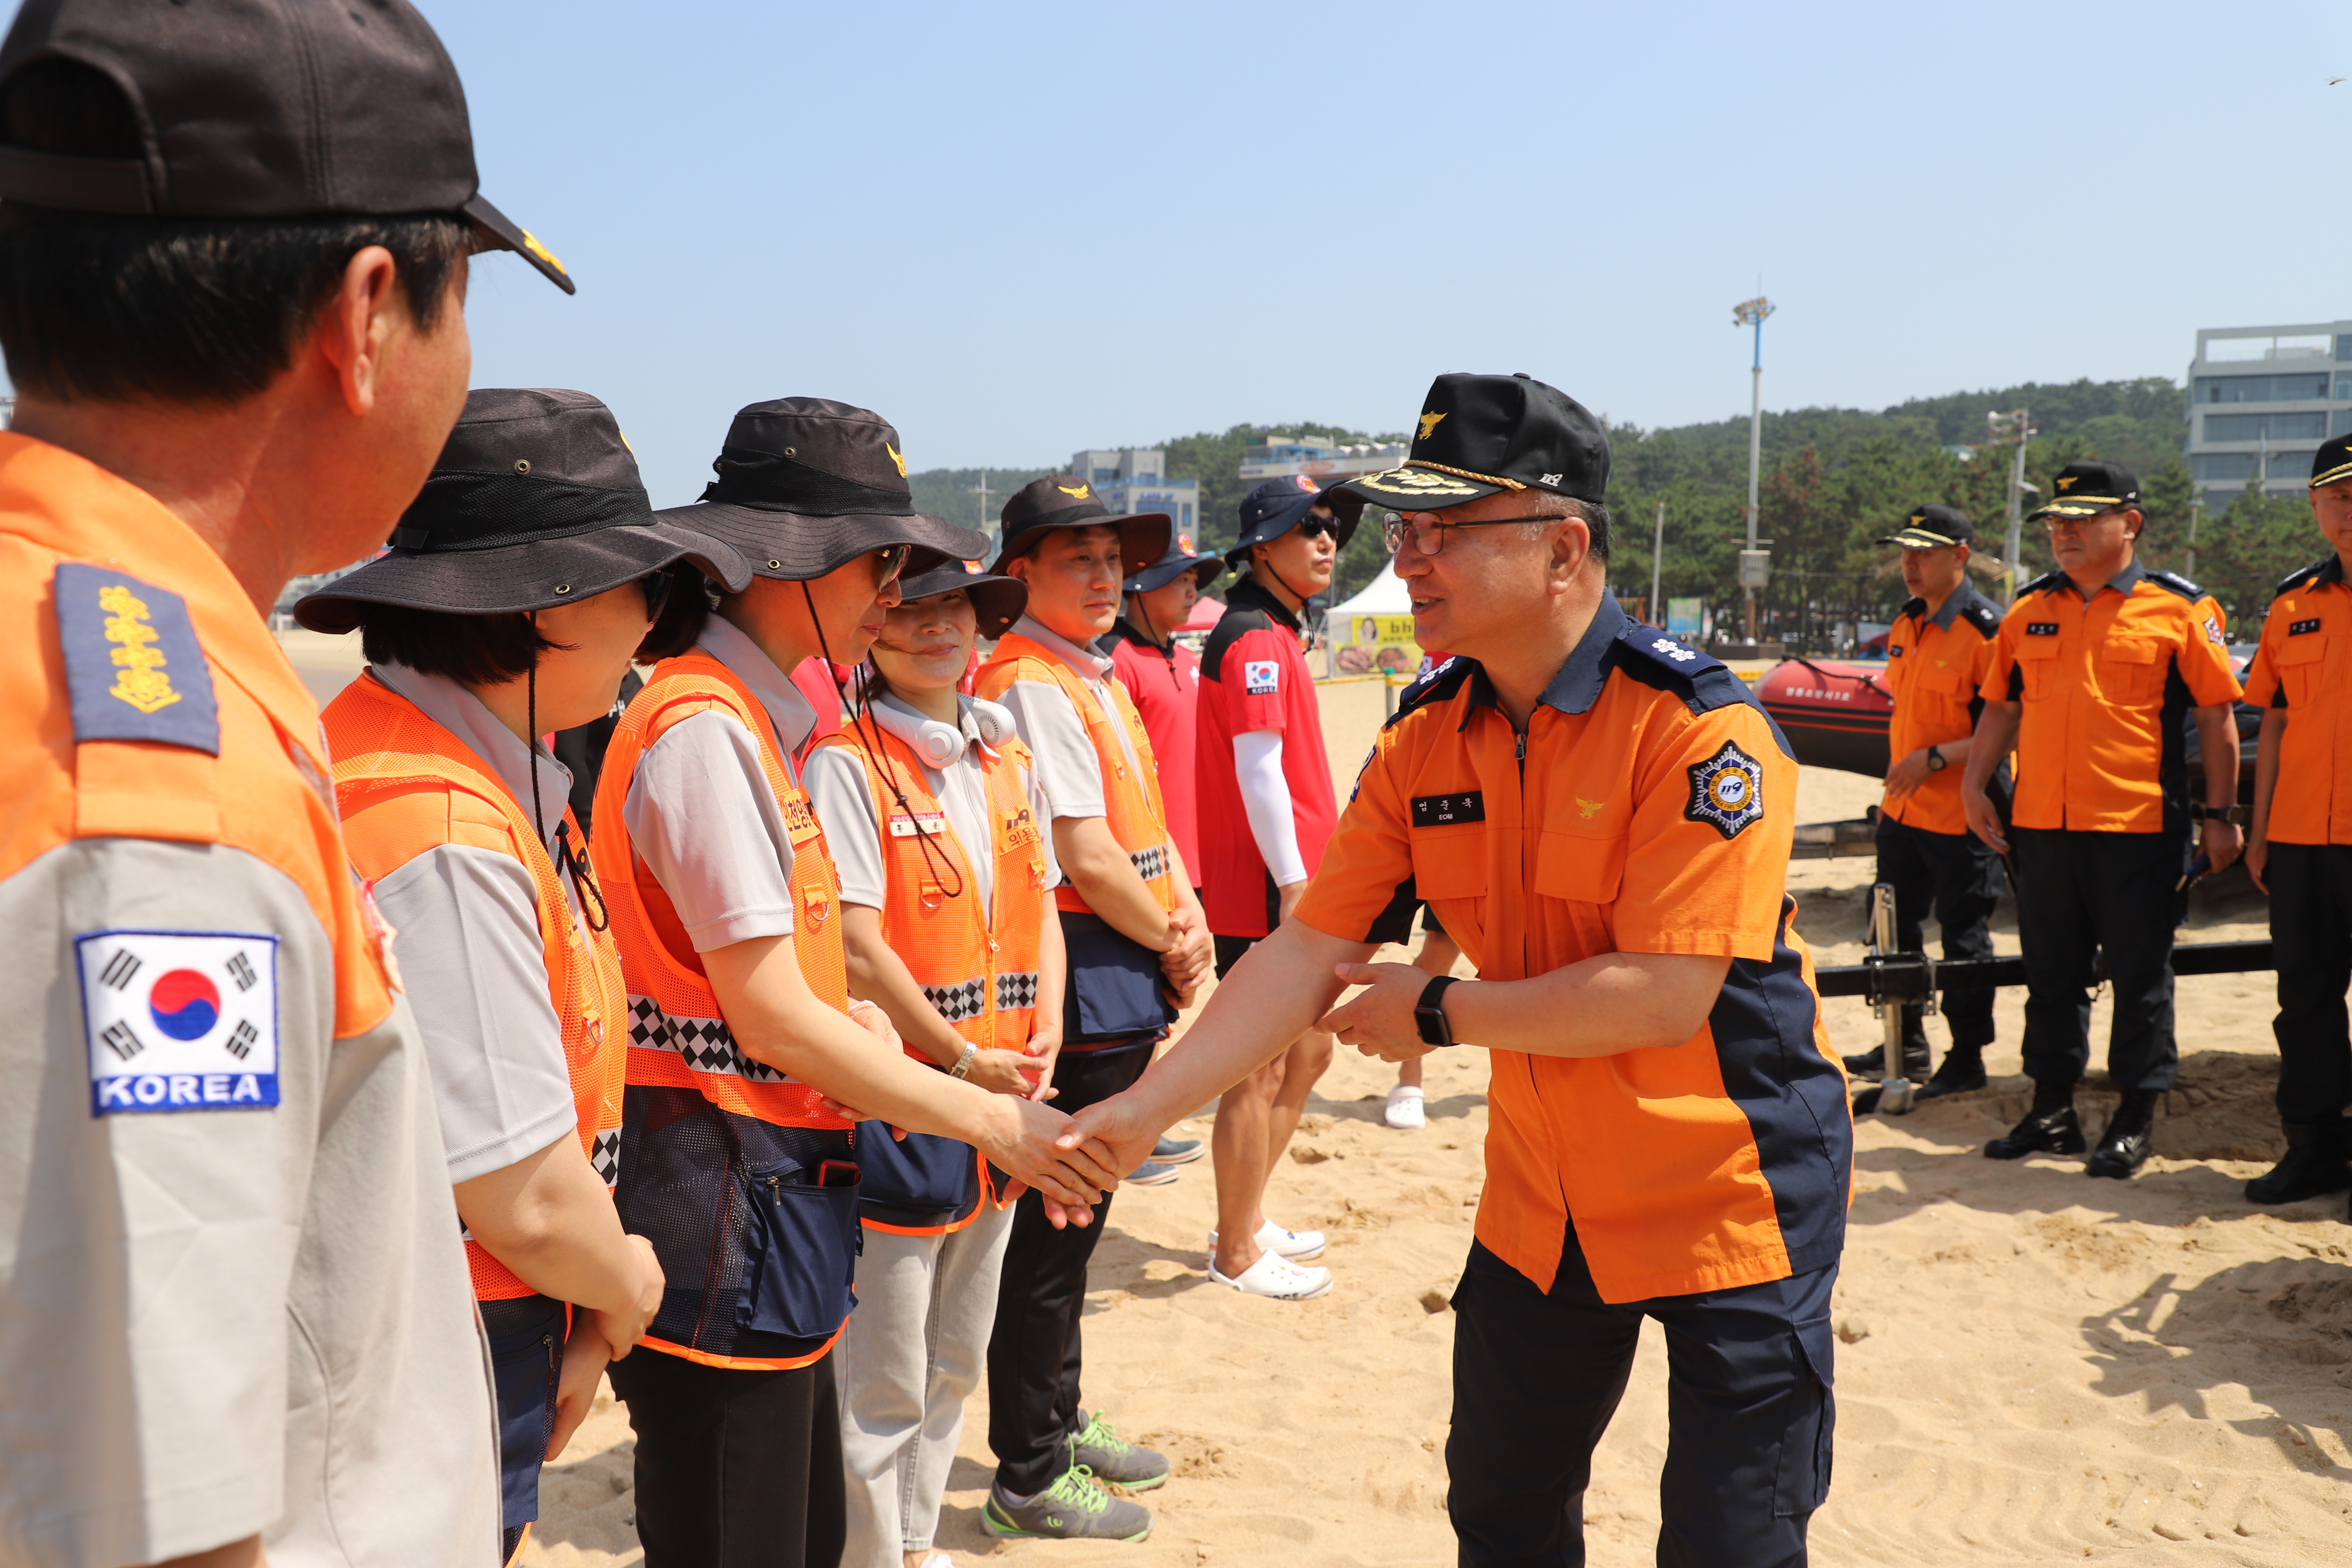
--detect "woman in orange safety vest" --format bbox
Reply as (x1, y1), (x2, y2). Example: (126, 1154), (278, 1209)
(803, 563), (1066, 1568)
(298, 389), (747, 1564)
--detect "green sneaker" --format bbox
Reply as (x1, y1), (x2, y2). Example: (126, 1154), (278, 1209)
(982, 1465), (1153, 1541)
(1070, 1408), (1171, 1491)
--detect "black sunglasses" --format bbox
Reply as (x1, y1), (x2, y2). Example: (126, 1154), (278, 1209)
(1296, 514), (1341, 540)
(638, 569), (677, 622)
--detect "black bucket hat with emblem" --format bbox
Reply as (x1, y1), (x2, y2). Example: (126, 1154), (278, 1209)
(1225, 474), (1363, 565)
(1125, 538), (1226, 596)
(890, 561), (1027, 641)
(0, 0), (573, 293)
(1879, 504), (1977, 550)
(2028, 459), (2140, 521)
(657, 399), (987, 582)
(293, 387), (752, 633)
(1336, 372), (1609, 511)
(2311, 433), (2352, 490)
(988, 475), (1171, 576)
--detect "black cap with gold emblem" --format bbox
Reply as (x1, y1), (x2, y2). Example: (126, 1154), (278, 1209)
(2311, 433), (2352, 490)
(0, 0), (574, 293)
(989, 475), (1171, 576)
(1335, 372), (1609, 510)
(1878, 504), (1976, 549)
(2027, 459), (2140, 521)
(657, 398), (986, 582)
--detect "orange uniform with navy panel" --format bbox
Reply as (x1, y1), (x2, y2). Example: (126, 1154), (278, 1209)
(1881, 583), (2004, 834)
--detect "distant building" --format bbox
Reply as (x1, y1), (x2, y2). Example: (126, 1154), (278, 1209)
(2184, 321), (2352, 507)
(1238, 435), (1407, 484)
(1071, 447), (1199, 539)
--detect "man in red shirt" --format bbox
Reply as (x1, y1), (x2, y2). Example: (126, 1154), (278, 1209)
(1107, 540), (1226, 899)
(1195, 477), (1356, 1298)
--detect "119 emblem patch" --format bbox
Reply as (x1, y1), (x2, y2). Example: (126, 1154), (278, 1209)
(75, 930), (279, 1115)
(1685, 741), (1766, 840)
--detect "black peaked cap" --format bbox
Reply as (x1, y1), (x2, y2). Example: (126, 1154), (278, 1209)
(2312, 434), (2352, 490)
(2029, 459), (2140, 521)
(1337, 372), (1609, 510)
(1879, 504), (1976, 548)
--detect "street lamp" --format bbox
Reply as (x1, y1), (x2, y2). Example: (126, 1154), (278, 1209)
(1986, 410), (2034, 601)
(1732, 296), (1775, 642)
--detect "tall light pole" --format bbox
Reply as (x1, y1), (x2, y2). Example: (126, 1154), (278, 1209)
(1732, 297), (1775, 642)
(1988, 409), (2033, 601)
(1651, 498), (1665, 629)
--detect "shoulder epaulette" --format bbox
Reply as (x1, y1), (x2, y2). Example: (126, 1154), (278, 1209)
(1962, 598), (2001, 637)
(2017, 569), (2064, 597)
(1383, 654), (1477, 729)
(54, 562), (220, 754)
(2146, 569), (2205, 602)
(2277, 556), (2337, 595)
(1614, 625), (1752, 714)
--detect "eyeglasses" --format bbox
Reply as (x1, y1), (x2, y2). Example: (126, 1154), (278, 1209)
(1382, 510), (1563, 557)
(873, 543), (910, 585)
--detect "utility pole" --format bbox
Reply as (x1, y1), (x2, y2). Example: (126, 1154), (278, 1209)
(969, 469), (994, 556)
(2187, 489), (2202, 582)
(1731, 297), (1775, 642)
(1651, 498), (1665, 629)
(1988, 409), (2033, 602)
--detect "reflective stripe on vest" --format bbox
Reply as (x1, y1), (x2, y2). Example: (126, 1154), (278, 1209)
(809, 721), (1048, 1055)
(975, 635), (1178, 918)
(588, 654), (853, 1128)
(323, 671), (629, 1303)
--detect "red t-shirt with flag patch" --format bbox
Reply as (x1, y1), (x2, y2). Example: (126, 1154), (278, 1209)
(1194, 579), (1338, 937)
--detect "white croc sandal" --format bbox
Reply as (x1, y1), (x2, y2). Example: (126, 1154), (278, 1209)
(1385, 1084), (1427, 1130)
(1207, 1219), (1327, 1262)
(1209, 1249), (1333, 1300)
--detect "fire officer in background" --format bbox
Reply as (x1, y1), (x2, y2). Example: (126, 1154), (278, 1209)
(302, 391), (727, 1564)
(1962, 460), (2244, 1179)
(1841, 504), (2007, 1100)
(1063, 373), (1853, 1567)
(0, 2), (577, 1562)
(2241, 433), (2352, 1207)
(1193, 476), (1358, 1300)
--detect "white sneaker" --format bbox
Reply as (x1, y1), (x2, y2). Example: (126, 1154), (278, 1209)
(1208, 1248), (1332, 1300)
(1385, 1085), (1426, 1130)
(1208, 1218), (1327, 1262)
(912, 1554), (952, 1568)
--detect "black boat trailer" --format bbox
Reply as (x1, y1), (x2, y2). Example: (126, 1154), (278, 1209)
(1811, 885), (2274, 1114)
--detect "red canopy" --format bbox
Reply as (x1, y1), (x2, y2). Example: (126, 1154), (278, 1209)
(1182, 596), (1225, 632)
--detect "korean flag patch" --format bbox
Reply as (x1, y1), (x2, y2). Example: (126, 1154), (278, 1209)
(1685, 740), (1766, 840)
(1243, 659), (1280, 695)
(76, 931), (279, 1116)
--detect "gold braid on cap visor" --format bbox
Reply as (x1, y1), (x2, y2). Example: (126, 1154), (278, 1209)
(2311, 459), (2352, 489)
(1362, 460), (1528, 494)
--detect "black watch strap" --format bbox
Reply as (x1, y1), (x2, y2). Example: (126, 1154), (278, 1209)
(1415, 974), (1462, 1047)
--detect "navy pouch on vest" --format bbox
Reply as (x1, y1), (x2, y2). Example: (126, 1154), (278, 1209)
(855, 1124), (979, 1216)
(1060, 911), (1176, 1042)
(735, 1155), (861, 1341)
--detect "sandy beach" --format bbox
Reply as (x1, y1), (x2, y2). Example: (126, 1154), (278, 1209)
(425, 666), (2352, 1568)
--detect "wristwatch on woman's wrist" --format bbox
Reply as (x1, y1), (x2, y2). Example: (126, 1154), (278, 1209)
(948, 1042), (978, 1079)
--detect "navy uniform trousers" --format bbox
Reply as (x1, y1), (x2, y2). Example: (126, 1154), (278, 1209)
(2012, 827), (2188, 1092)
(1874, 816), (2002, 1055)
(1447, 1230), (1837, 1568)
(2266, 842), (2352, 1123)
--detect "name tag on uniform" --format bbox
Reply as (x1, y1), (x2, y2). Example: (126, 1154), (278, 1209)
(2025, 623), (2059, 636)
(75, 931), (279, 1116)
(2291, 619), (2322, 636)
(888, 811), (948, 838)
(1411, 792), (1485, 827)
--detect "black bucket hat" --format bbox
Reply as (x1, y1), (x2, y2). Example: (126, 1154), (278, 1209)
(1336, 372), (1608, 510)
(891, 562), (1026, 640)
(2028, 460), (2140, 522)
(1227, 475), (1362, 565)
(1878, 504), (1976, 550)
(1125, 538), (1227, 596)
(294, 388), (751, 633)
(657, 398), (986, 582)
(0, 0), (573, 293)
(989, 475), (1171, 576)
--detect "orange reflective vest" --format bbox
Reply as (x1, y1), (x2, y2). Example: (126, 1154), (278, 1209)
(325, 671), (629, 1303)
(975, 634), (1178, 918)
(590, 651), (857, 1370)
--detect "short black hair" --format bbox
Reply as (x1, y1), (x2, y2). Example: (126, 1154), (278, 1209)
(634, 567), (717, 662)
(357, 604), (567, 686)
(0, 58), (471, 406)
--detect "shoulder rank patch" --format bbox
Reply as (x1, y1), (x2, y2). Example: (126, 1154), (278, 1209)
(1964, 601), (2001, 636)
(2018, 569), (2064, 596)
(2148, 569), (2205, 602)
(76, 930), (279, 1115)
(1685, 740), (1765, 840)
(54, 562), (219, 754)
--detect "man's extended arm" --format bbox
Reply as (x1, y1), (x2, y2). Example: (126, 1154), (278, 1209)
(1319, 949), (1731, 1061)
(2193, 701), (2244, 873)
(2247, 706), (2286, 892)
(1960, 700), (2021, 853)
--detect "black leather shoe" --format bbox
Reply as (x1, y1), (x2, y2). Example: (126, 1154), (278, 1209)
(2086, 1091), (2161, 1179)
(1842, 1040), (1931, 1080)
(2246, 1122), (2351, 1204)
(1914, 1047), (1988, 1101)
(1986, 1083), (2085, 1159)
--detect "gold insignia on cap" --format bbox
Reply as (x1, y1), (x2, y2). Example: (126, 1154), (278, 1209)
(1057, 482), (1089, 498)
(519, 229), (569, 279)
(1910, 513), (1926, 526)
(2056, 475), (2076, 492)
(1418, 410), (1447, 442)
(886, 443), (906, 478)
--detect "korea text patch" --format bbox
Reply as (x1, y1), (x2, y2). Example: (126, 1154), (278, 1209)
(1685, 740), (1765, 840)
(76, 931), (279, 1115)
(1244, 658), (1280, 695)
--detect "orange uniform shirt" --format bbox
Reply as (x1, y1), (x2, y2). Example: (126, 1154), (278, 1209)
(1979, 561), (2242, 834)
(2243, 554), (2352, 845)
(1880, 582), (2003, 834)
(1295, 597), (1851, 1304)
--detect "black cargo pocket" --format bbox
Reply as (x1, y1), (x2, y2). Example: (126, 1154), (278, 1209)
(735, 1156), (861, 1340)
(1061, 912), (1171, 1041)
(1772, 1315), (1837, 1516)
(856, 1125), (978, 1212)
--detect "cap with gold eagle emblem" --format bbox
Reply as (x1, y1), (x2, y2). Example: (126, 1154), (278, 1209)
(0, 0), (576, 293)
(1335, 372), (1609, 510)
(2027, 459), (2140, 521)
(657, 398), (985, 581)
(989, 473), (1171, 575)
(1877, 503), (1977, 549)
(2309, 432), (2352, 490)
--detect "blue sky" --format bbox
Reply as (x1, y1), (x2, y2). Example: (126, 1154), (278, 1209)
(436, 2), (2339, 498)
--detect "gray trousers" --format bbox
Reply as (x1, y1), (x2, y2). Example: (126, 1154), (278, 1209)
(835, 1196), (1017, 1566)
